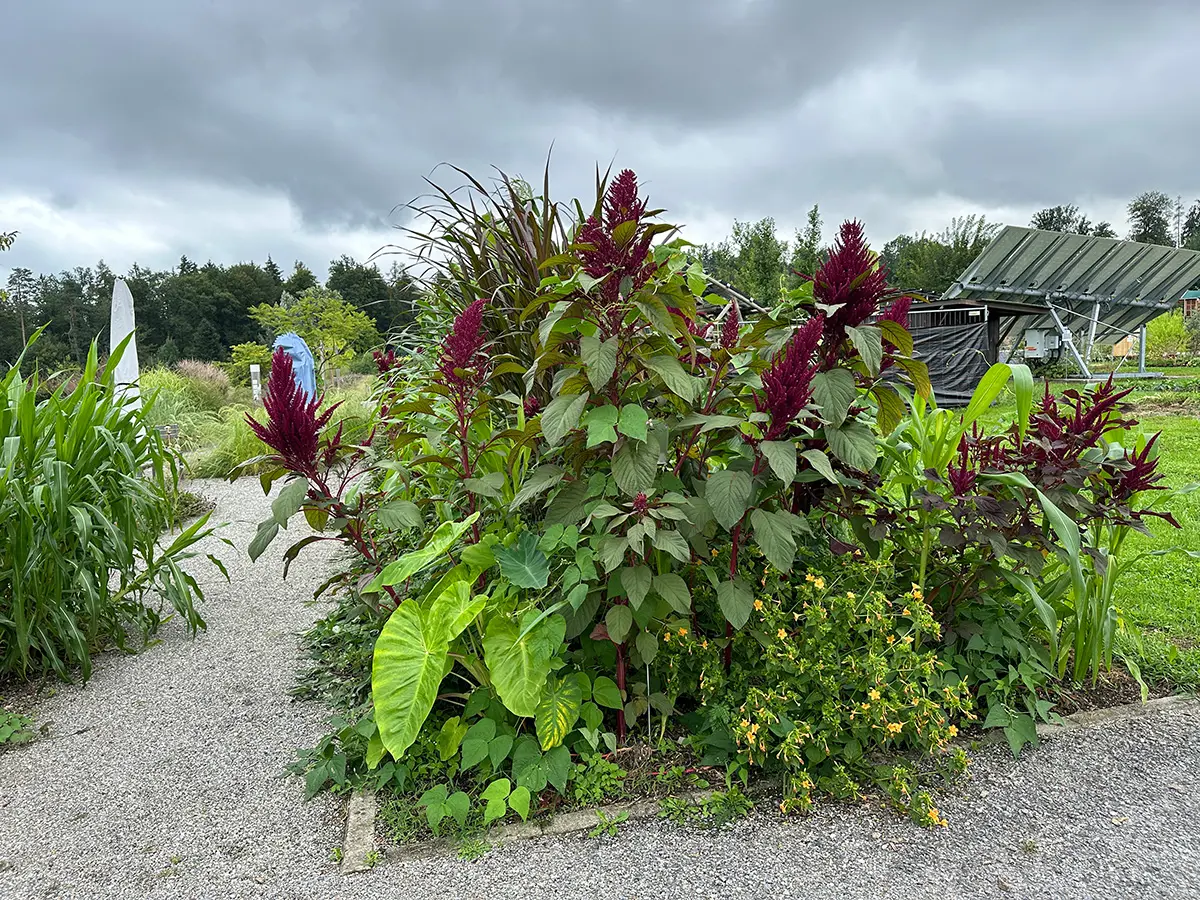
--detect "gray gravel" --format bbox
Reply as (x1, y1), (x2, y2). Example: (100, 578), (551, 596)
(2, 478), (1199, 899)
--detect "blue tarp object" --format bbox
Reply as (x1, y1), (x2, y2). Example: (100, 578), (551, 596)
(272, 333), (317, 401)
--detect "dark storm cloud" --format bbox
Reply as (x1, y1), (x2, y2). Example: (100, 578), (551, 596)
(4, 0), (1200, 275)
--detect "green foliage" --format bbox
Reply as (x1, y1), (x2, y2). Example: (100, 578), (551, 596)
(249, 285), (378, 379)
(0, 331), (223, 680)
(570, 756), (626, 806)
(587, 809), (629, 839)
(0, 707), (34, 748)
(227, 342), (273, 385)
(1145, 310), (1190, 360)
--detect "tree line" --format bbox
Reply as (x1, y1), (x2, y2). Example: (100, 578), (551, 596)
(0, 249), (419, 370)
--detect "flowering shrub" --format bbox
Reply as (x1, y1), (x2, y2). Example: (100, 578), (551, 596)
(249, 162), (1180, 833)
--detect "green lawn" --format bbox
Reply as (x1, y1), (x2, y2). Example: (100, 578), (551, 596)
(982, 387), (1200, 687)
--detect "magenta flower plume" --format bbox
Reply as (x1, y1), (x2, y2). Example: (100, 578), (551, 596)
(720, 301), (741, 350)
(808, 220), (890, 354)
(878, 295), (912, 331)
(247, 347), (339, 477)
(575, 169), (659, 320)
(756, 314), (825, 440)
(946, 435), (978, 496)
(438, 298), (490, 388)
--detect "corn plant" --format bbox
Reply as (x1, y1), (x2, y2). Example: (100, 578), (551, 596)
(0, 331), (225, 680)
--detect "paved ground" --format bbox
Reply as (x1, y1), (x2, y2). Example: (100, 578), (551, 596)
(1, 479), (1198, 899)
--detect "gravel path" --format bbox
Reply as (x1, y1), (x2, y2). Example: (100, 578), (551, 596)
(2, 478), (1199, 899)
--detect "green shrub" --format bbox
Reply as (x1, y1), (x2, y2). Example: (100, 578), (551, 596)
(0, 332), (222, 680)
(227, 342), (273, 386)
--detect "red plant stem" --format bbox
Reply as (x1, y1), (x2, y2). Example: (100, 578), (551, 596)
(615, 629), (627, 745)
(673, 360), (728, 477)
(725, 522), (741, 673)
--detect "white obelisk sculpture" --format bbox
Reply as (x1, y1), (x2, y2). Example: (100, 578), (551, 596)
(109, 278), (142, 411)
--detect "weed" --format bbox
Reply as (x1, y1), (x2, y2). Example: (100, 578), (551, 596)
(330, 846), (343, 863)
(0, 708), (33, 748)
(588, 809), (629, 839)
(364, 849), (381, 868)
(457, 837), (491, 861)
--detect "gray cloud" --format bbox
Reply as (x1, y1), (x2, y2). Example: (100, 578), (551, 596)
(4, 0), (1200, 279)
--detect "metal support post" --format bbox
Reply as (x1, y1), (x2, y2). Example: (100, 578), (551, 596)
(1138, 324), (1147, 373)
(1047, 305), (1091, 378)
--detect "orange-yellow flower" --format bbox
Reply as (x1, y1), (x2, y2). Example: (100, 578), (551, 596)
(886, 722), (903, 734)
(868, 688), (881, 701)
(754, 599), (763, 611)
(777, 628), (787, 639)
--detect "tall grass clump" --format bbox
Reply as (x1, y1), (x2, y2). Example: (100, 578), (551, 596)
(138, 368), (222, 451)
(0, 331), (224, 681)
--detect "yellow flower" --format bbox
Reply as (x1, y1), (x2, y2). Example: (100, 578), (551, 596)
(701, 640), (708, 649)
(805, 572), (816, 583)
(814, 577), (825, 590)
(868, 689), (881, 701)
(711, 548), (719, 558)
(886, 722), (903, 734)
(947, 725), (958, 738)
(777, 628), (787, 639)
(754, 599), (763, 611)
(846, 591), (855, 599)
(902, 607), (911, 616)
(740, 719), (750, 728)
(886, 634), (895, 644)
(678, 627), (688, 636)
(663, 631), (671, 642)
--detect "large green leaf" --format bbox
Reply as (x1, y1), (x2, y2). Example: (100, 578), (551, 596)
(483, 612), (565, 717)
(535, 676), (582, 750)
(759, 440), (797, 484)
(511, 465), (564, 511)
(825, 420), (878, 471)
(581, 335), (618, 391)
(645, 355), (700, 403)
(541, 393), (589, 447)
(271, 477), (310, 526)
(376, 499), (423, 531)
(846, 325), (883, 375)
(369, 513), (479, 590)
(605, 604), (634, 642)
(653, 572), (692, 614)
(372, 601), (448, 759)
(617, 404), (649, 441)
(583, 405), (620, 448)
(717, 578), (754, 629)
(750, 508), (796, 573)
(612, 439), (658, 495)
(652, 528), (690, 562)
(801, 448), (838, 483)
(811, 369), (857, 428)
(426, 581), (486, 640)
(494, 532), (551, 589)
(706, 469), (752, 531)
(621, 565), (653, 609)
(878, 319), (914, 357)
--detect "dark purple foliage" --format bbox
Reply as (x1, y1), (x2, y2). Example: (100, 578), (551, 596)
(756, 314), (825, 440)
(247, 347), (339, 477)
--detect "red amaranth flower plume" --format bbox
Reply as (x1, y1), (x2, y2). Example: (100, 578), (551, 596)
(720, 301), (741, 350)
(523, 395), (542, 418)
(372, 348), (398, 374)
(808, 220), (890, 356)
(756, 314), (825, 440)
(879, 295), (912, 331)
(575, 170), (660, 326)
(438, 298), (490, 389)
(632, 492), (649, 514)
(247, 347), (340, 477)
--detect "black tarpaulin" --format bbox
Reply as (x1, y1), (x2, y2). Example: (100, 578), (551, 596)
(913, 319), (991, 407)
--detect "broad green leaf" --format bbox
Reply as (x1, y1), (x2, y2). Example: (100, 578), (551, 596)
(511, 465), (564, 511)
(488, 734), (514, 768)
(801, 448), (838, 483)
(483, 798), (507, 826)
(584, 405), (620, 448)
(872, 383), (904, 435)
(895, 356), (931, 399)
(846, 325), (883, 375)
(878, 319), (914, 357)
(460, 738), (489, 769)
(592, 676), (622, 709)
(540, 393), (590, 447)
(545, 479), (590, 526)
(483, 614), (563, 717)
(377, 499), (423, 531)
(605, 604), (634, 643)
(617, 404), (649, 441)
(481, 778), (512, 802)
(462, 539), (497, 571)
(811, 368), (857, 428)
(511, 738), (549, 791)
(535, 676), (583, 750)
(544, 745), (572, 793)
(706, 469), (752, 531)
(271, 478), (309, 526)
(961, 363), (1014, 434)
(581, 335), (619, 391)
(622, 565), (652, 609)
(596, 535), (628, 573)
(635, 630), (658, 664)
(717, 579), (754, 629)
(508, 785), (532, 821)
(612, 439), (658, 495)
(369, 514), (479, 590)
(446, 792), (470, 827)
(759, 441), (797, 484)
(645, 355), (700, 403)
(437, 716), (469, 761)
(463, 472), (506, 498)
(372, 601), (448, 759)
(248, 519), (279, 562)
(652, 529), (690, 562)
(825, 420), (878, 471)
(494, 532), (551, 589)
(566, 582), (590, 611)
(426, 581), (486, 640)
(750, 508), (796, 573)
(580, 701), (604, 730)
(653, 573), (692, 614)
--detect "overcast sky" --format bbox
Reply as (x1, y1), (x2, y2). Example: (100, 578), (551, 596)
(4, 0), (1200, 283)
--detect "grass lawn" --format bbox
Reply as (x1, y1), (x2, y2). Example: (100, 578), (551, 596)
(984, 384), (1200, 688)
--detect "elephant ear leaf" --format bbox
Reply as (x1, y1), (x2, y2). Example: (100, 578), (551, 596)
(483, 613), (564, 718)
(426, 580), (487, 640)
(494, 531), (550, 589)
(372, 601), (449, 760)
(535, 676), (582, 750)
